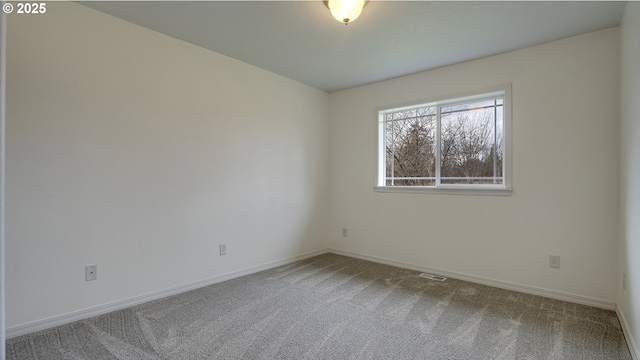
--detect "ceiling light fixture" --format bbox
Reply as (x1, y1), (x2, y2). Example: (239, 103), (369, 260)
(325, 0), (366, 25)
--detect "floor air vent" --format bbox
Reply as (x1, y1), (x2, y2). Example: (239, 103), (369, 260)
(419, 273), (447, 281)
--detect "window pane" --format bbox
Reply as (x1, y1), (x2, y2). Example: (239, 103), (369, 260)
(440, 101), (502, 185)
(378, 88), (509, 191)
(385, 116), (395, 179)
(385, 107), (436, 186)
(495, 105), (504, 180)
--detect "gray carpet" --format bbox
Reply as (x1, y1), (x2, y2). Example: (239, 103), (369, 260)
(6, 254), (633, 359)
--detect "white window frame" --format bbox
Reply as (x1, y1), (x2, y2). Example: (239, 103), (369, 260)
(375, 84), (512, 196)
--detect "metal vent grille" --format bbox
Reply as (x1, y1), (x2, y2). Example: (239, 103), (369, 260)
(419, 273), (447, 281)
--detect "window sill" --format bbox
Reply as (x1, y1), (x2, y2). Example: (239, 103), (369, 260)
(373, 186), (512, 196)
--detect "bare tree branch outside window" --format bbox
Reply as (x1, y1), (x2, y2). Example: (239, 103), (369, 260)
(383, 97), (504, 186)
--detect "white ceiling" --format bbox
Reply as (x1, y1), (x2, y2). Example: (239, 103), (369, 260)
(79, 1), (627, 93)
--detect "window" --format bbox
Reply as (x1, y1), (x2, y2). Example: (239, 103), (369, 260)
(376, 85), (511, 195)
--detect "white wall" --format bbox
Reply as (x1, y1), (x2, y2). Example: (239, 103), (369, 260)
(5, 2), (329, 329)
(619, 2), (640, 358)
(329, 28), (620, 306)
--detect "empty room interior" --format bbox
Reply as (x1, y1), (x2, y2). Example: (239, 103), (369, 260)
(2, 0), (640, 359)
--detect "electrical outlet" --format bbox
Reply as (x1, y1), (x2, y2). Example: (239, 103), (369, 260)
(219, 244), (226, 256)
(85, 265), (97, 281)
(549, 255), (560, 269)
(342, 228), (347, 237)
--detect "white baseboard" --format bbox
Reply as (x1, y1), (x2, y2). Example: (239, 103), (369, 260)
(6, 248), (329, 339)
(617, 305), (640, 360)
(328, 248), (616, 311)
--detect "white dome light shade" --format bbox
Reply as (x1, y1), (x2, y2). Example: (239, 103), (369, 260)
(327, 0), (366, 25)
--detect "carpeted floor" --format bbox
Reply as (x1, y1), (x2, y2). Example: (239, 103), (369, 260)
(6, 254), (633, 359)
